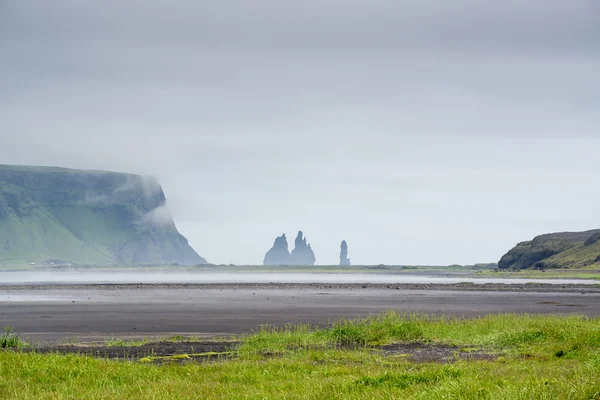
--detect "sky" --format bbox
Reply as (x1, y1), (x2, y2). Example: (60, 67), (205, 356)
(1, 0), (599, 265)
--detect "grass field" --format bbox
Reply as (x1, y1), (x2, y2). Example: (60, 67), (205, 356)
(1, 313), (600, 399)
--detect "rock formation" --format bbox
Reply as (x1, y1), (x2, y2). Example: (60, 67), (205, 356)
(340, 240), (351, 266)
(263, 231), (316, 265)
(263, 234), (291, 265)
(0, 165), (207, 266)
(289, 231), (316, 265)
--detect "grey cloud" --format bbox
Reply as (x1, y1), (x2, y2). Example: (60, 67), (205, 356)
(3, 0), (599, 55)
(140, 205), (176, 228)
(1, 0), (599, 264)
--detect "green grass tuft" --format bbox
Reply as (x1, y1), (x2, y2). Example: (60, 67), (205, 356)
(0, 326), (28, 349)
(325, 312), (424, 345)
(355, 366), (462, 389)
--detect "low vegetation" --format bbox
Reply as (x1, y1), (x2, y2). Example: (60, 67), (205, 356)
(1, 313), (600, 399)
(0, 326), (28, 349)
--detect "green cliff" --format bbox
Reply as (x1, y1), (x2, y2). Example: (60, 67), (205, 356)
(0, 165), (207, 266)
(498, 230), (600, 270)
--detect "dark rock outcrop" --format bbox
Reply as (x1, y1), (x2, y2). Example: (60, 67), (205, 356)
(0, 165), (207, 266)
(498, 229), (600, 270)
(290, 231), (316, 265)
(340, 240), (351, 266)
(263, 234), (291, 265)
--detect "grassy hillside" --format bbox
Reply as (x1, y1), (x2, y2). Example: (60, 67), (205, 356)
(0, 165), (206, 266)
(498, 230), (600, 270)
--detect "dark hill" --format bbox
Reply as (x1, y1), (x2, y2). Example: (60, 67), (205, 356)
(498, 229), (600, 270)
(0, 165), (206, 266)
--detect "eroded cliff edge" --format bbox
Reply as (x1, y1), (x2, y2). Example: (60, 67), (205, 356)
(0, 165), (207, 265)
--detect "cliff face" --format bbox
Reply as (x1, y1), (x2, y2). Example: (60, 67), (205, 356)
(0, 165), (207, 265)
(498, 230), (600, 270)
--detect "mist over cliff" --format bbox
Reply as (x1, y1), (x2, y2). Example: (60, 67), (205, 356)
(0, 165), (206, 266)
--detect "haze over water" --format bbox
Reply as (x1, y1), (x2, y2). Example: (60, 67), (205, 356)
(1, 271), (596, 286)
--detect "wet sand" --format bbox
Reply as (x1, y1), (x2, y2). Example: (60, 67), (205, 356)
(1, 283), (599, 343)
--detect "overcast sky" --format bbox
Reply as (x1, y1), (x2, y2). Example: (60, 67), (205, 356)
(1, 0), (599, 265)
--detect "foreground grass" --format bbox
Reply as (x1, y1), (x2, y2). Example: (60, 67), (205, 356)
(2, 313), (600, 399)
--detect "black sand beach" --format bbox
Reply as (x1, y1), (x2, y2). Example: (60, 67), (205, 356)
(1, 283), (599, 343)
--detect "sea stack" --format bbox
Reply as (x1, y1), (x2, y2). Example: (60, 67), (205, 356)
(289, 231), (316, 265)
(263, 231), (316, 265)
(263, 234), (291, 265)
(340, 240), (351, 266)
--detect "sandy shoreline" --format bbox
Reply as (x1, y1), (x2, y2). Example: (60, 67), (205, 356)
(1, 282), (599, 293)
(1, 283), (599, 343)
